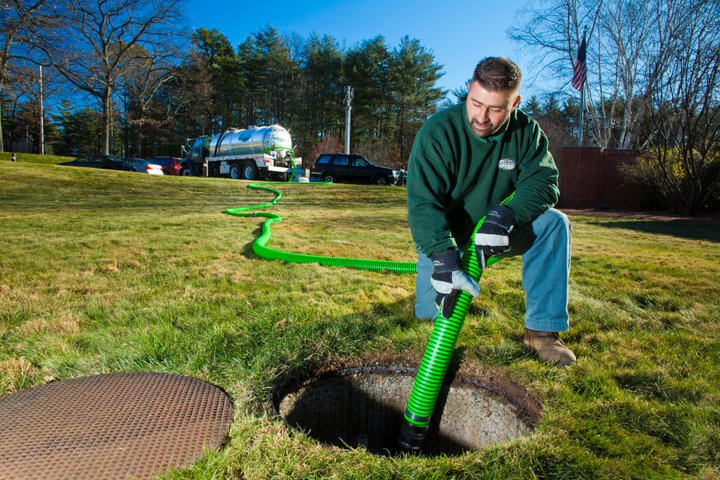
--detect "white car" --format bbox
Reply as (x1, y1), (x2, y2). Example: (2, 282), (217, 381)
(124, 157), (164, 175)
(144, 163), (164, 175)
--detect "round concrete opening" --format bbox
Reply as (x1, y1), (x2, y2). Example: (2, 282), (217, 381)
(274, 364), (540, 456)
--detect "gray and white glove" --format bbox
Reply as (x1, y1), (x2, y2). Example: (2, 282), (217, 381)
(474, 205), (515, 269)
(430, 250), (480, 319)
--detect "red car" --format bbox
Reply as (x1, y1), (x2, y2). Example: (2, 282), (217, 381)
(146, 156), (193, 176)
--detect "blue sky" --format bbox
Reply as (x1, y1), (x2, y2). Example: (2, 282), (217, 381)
(183, 0), (535, 100)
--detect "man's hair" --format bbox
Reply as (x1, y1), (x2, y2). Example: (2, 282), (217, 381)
(472, 57), (522, 92)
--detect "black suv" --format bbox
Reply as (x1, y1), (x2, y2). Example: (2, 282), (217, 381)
(311, 153), (397, 185)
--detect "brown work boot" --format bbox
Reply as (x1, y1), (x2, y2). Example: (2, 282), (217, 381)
(523, 328), (576, 366)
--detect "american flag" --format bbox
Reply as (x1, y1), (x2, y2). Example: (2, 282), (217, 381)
(571, 34), (587, 91)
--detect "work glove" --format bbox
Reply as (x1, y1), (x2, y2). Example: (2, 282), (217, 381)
(475, 205), (515, 269)
(430, 250), (480, 319)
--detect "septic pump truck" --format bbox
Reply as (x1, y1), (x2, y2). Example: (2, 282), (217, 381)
(183, 124), (302, 181)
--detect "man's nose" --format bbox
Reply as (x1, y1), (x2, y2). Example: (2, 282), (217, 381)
(478, 107), (490, 123)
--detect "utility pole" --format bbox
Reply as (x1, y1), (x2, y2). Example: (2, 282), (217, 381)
(39, 66), (45, 155)
(344, 86), (354, 154)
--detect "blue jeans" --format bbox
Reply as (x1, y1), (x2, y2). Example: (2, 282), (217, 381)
(415, 208), (571, 332)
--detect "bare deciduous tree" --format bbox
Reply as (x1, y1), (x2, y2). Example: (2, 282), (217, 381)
(0, 0), (52, 151)
(118, 40), (186, 157)
(34, 0), (185, 154)
(512, 0), (720, 214)
(4, 61), (63, 152)
(630, 0), (720, 214)
(510, 0), (658, 149)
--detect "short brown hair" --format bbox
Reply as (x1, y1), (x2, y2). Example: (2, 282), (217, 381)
(472, 57), (522, 92)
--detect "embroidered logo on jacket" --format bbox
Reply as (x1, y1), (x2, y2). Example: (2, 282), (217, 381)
(498, 158), (516, 170)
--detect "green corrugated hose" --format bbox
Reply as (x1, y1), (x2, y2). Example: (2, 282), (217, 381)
(223, 157), (513, 453)
(223, 154), (416, 273)
(398, 192), (515, 452)
(224, 181), (416, 274)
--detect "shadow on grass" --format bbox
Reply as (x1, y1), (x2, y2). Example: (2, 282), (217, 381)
(590, 219), (720, 243)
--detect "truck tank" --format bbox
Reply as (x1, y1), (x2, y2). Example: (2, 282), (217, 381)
(209, 125), (293, 159)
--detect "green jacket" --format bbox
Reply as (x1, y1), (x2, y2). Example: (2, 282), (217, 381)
(407, 102), (559, 256)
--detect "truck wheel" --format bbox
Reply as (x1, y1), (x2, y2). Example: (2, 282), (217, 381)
(321, 173), (335, 183)
(373, 175), (387, 185)
(229, 164), (241, 180)
(180, 167), (192, 176)
(242, 161), (258, 180)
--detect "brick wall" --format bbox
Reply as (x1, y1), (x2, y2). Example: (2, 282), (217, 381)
(553, 147), (648, 210)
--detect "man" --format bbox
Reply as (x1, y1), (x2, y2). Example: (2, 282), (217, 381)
(407, 57), (575, 366)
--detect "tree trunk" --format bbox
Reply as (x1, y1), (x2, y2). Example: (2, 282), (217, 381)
(0, 96), (4, 153)
(135, 129), (144, 158)
(103, 86), (111, 154)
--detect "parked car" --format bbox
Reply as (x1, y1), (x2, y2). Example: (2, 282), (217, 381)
(310, 153), (398, 185)
(123, 157), (164, 175)
(59, 154), (134, 171)
(146, 156), (193, 176)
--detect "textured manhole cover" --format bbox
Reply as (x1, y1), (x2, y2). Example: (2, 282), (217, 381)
(0, 372), (233, 480)
(274, 364), (540, 456)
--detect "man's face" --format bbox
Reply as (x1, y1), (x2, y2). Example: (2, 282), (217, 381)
(466, 81), (521, 138)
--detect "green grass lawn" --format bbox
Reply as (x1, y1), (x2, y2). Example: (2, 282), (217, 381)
(0, 151), (72, 165)
(1, 156), (718, 479)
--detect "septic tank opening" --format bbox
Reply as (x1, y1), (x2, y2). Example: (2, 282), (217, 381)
(273, 363), (540, 457)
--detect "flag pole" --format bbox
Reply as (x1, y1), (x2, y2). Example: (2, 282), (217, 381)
(578, 26), (586, 147)
(579, 83), (584, 146)
(40, 65), (45, 155)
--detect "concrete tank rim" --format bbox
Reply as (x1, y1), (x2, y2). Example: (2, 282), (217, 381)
(270, 356), (542, 429)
